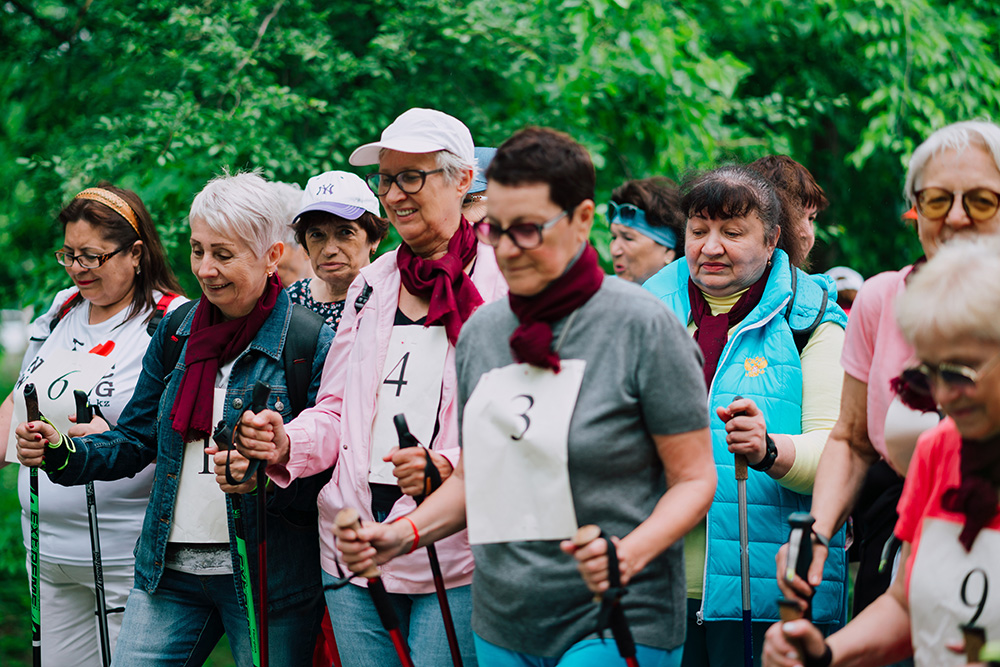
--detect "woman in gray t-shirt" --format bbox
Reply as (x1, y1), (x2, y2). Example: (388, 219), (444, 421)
(334, 127), (716, 666)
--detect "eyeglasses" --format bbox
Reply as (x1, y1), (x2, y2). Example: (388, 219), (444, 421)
(54, 243), (132, 269)
(608, 201), (647, 225)
(899, 352), (1000, 397)
(473, 209), (569, 250)
(365, 169), (444, 197)
(913, 187), (1000, 221)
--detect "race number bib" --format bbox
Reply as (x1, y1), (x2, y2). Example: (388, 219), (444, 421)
(368, 325), (450, 484)
(168, 388), (229, 543)
(909, 518), (1000, 666)
(6, 348), (115, 464)
(463, 360), (586, 544)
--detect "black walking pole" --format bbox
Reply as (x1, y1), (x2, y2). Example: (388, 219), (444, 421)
(393, 414), (462, 667)
(250, 382), (270, 667)
(24, 384), (42, 667)
(572, 524), (640, 667)
(73, 390), (114, 667)
(335, 508), (415, 667)
(778, 512), (816, 663)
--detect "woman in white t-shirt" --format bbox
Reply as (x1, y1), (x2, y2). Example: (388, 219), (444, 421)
(0, 183), (184, 666)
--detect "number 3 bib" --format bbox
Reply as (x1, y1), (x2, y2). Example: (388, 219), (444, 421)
(909, 518), (1000, 666)
(462, 360), (586, 545)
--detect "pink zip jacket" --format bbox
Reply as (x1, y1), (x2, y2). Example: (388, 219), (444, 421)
(268, 244), (508, 593)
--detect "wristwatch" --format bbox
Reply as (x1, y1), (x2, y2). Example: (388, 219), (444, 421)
(749, 433), (778, 472)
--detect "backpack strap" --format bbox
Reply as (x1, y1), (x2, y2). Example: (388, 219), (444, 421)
(146, 293), (183, 336)
(354, 281), (373, 314)
(283, 305), (324, 417)
(49, 291), (84, 332)
(783, 268), (829, 356)
(160, 300), (197, 378)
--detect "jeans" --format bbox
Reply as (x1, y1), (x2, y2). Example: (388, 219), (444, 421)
(322, 569), (476, 667)
(473, 632), (682, 667)
(112, 567), (320, 667)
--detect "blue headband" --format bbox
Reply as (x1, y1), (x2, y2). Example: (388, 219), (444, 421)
(608, 201), (677, 249)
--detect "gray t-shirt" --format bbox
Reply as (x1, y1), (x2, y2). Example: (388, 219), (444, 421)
(455, 276), (710, 657)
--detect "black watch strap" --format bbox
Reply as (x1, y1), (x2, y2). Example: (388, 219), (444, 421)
(749, 433), (778, 472)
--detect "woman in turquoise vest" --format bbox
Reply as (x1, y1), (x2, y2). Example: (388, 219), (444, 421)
(643, 165), (849, 666)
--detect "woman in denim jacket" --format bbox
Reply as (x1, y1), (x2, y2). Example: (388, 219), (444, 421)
(16, 171), (334, 667)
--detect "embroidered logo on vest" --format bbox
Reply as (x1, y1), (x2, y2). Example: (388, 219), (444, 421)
(744, 356), (768, 377)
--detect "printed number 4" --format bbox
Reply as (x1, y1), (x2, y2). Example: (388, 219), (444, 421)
(384, 352), (410, 397)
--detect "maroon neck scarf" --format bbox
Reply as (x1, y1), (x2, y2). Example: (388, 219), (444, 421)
(688, 263), (772, 387)
(397, 218), (483, 345)
(508, 243), (605, 372)
(941, 431), (1000, 551)
(170, 274), (282, 440)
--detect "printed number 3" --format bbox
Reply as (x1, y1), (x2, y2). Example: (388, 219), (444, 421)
(511, 394), (534, 441)
(961, 568), (989, 626)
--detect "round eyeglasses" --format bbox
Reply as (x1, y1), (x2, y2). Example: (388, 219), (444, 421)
(54, 243), (133, 269)
(473, 210), (569, 250)
(914, 187), (1000, 222)
(365, 169), (444, 197)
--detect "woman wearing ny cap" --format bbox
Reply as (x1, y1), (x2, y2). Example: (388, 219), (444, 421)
(608, 176), (685, 285)
(236, 108), (507, 666)
(461, 147), (497, 226)
(286, 170), (389, 332)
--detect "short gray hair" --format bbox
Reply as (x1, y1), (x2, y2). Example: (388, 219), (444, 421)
(904, 120), (1000, 203)
(896, 236), (1000, 345)
(189, 171), (288, 256)
(267, 180), (304, 248)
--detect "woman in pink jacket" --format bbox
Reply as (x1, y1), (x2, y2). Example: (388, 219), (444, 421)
(237, 108), (506, 666)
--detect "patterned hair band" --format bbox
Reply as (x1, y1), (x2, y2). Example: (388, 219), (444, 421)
(74, 188), (140, 237)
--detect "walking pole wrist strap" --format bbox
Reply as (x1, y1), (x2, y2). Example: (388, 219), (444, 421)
(803, 642), (832, 667)
(39, 417), (74, 473)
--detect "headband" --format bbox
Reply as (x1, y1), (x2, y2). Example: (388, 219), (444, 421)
(74, 188), (141, 237)
(608, 202), (677, 249)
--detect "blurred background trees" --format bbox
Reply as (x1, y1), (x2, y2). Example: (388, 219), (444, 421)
(2, 0), (999, 305)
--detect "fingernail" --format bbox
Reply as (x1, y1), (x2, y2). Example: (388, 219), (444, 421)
(786, 652), (798, 659)
(782, 621), (798, 631)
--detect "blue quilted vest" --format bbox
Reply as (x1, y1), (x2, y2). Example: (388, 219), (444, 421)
(644, 250), (849, 624)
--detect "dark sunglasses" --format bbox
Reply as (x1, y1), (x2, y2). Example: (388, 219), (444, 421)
(607, 201), (648, 225)
(914, 187), (1000, 221)
(899, 353), (1000, 396)
(473, 209), (568, 250)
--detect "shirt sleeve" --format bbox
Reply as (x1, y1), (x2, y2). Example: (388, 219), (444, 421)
(841, 271), (898, 383)
(778, 321), (845, 493)
(895, 427), (939, 544)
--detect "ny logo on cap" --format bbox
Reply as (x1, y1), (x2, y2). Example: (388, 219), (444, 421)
(317, 184), (338, 196)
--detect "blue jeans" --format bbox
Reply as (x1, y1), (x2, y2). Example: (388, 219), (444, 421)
(112, 568), (320, 667)
(474, 632), (681, 666)
(322, 569), (476, 667)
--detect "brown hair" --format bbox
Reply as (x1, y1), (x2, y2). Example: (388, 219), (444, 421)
(292, 210), (390, 249)
(58, 182), (183, 323)
(487, 127), (595, 213)
(610, 177), (685, 256)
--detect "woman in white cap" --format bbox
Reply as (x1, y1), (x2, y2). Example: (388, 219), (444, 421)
(286, 171), (389, 332)
(236, 108), (507, 666)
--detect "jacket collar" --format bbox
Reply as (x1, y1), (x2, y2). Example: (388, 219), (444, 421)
(175, 290), (292, 361)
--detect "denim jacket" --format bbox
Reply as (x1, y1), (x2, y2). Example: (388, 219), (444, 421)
(52, 291), (334, 613)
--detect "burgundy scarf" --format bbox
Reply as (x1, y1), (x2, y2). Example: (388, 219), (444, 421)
(688, 263), (772, 387)
(397, 218), (483, 345)
(508, 243), (605, 372)
(170, 274), (282, 440)
(941, 431), (1000, 551)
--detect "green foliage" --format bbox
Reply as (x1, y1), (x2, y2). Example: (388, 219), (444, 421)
(2, 0), (1000, 309)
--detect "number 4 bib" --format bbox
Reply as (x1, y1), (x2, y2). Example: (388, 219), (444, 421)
(462, 360), (586, 545)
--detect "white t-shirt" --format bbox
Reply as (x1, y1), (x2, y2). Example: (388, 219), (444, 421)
(17, 286), (187, 565)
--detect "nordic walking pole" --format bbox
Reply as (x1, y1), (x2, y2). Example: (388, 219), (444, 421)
(24, 383), (42, 667)
(572, 524), (639, 667)
(393, 414), (462, 667)
(335, 508), (415, 667)
(778, 512), (816, 664)
(74, 390), (112, 667)
(731, 396), (753, 667)
(250, 382), (271, 667)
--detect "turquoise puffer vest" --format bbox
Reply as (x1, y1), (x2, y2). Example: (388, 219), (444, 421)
(644, 250), (849, 624)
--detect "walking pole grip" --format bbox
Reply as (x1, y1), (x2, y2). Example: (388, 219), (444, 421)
(335, 509), (381, 579)
(572, 525), (604, 603)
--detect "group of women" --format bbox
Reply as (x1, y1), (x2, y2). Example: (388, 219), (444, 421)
(2, 109), (999, 667)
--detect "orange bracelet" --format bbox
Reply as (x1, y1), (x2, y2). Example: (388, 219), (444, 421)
(397, 516), (420, 554)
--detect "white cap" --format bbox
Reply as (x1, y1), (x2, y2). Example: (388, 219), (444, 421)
(293, 171), (380, 223)
(825, 266), (864, 292)
(349, 108), (474, 167)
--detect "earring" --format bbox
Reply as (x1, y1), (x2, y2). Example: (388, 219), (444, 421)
(267, 270), (274, 277)
(135, 265), (142, 275)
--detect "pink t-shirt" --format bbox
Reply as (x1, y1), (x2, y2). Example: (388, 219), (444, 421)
(895, 419), (1000, 666)
(840, 267), (915, 459)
